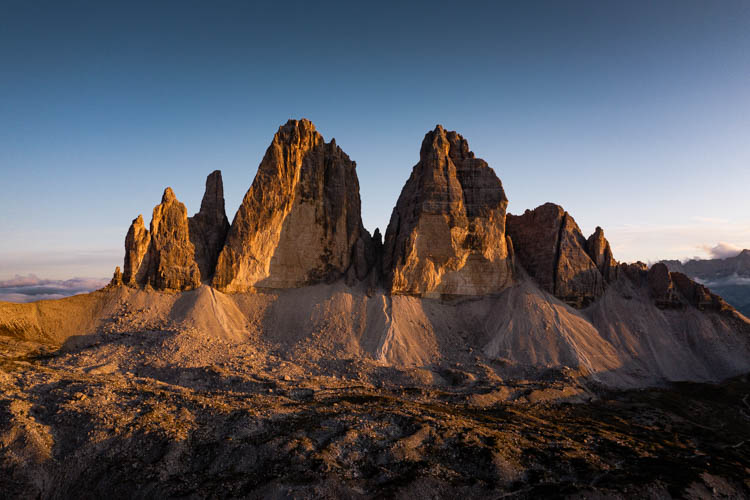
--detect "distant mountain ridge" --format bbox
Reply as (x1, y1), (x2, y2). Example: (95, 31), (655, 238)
(662, 250), (750, 316)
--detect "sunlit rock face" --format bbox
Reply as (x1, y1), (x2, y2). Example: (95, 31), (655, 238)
(188, 170), (230, 282)
(146, 188), (202, 290)
(506, 203), (605, 308)
(122, 188), (201, 291)
(122, 214), (151, 287)
(212, 119), (374, 291)
(382, 125), (514, 297)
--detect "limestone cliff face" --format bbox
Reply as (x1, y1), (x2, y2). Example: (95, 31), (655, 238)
(382, 125), (514, 297)
(506, 203), (607, 308)
(212, 119), (373, 291)
(189, 170), (230, 282)
(122, 214), (151, 286)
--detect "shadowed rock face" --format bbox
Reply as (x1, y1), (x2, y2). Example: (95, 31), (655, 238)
(620, 262), (732, 312)
(212, 119), (373, 291)
(670, 272), (731, 311)
(382, 125), (513, 297)
(189, 170), (230, 282)
(647, 262), (682, 309)
(506, 203), (605, 308)
(662, 250), (750, 317)
(587, 226), (618, 283)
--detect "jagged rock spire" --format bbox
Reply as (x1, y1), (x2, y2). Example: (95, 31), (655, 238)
(122, 214), (151, 286)
(587, 226), (618, 283)
(382, 125), (514, 297)
(147, 187), (201, 290)
(189, 170), (230, 282)
(122, 188), (201, 290)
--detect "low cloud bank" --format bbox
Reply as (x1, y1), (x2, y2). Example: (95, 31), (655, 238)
(0, 275), (109, 303)
(701, 274), (750, 288)
(699, 242), (743, 260)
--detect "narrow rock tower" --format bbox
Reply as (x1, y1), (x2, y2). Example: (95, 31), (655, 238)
(189, 170), (230, 282)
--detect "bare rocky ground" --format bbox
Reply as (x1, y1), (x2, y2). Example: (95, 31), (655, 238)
(1, 330), (749, 499)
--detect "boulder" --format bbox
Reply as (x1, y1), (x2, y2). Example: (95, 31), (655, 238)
(382, 125), (513, 297)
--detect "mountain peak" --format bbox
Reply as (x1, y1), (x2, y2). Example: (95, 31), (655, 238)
(212, 120), (373, 291)
(383, 126), (512, 296)
(189, 170), (230, 282)
(161, 187), (176, 204)
(419, 125), (475, 161)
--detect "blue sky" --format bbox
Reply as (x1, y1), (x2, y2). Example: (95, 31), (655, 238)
(1, 0), (749, 280)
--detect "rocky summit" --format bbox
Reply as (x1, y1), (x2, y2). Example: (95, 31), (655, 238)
(382, 125), (514, 297)
(506, 203), (608, 308)
(212, 119), (374, 291)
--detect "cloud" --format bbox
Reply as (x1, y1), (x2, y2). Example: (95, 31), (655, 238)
(691, 216), (730, 225)
(701, 274), (750, 287)
(699, 242), (743, 260)
(605, 219), (750, 263)
(0, 274), (109, 303)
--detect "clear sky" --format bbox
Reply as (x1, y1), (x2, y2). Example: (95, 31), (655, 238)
(1, 0), (749, 280)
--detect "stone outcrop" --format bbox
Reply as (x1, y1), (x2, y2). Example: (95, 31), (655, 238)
(108, 266), (123, 288)
(148, 188), (201, 290)
(624, 262), (732, 312)
(382, 125), (513, 297)
(122, 215), (151, 286)
(586, 227), (618, 283)
(647, 263), (683, 309)
(670, 272), (731, 312)
(212, 119), (374, 291)
(662, 250), (750, 317)
(121, 188), (201, 290)
(619, 261), (648, 285)
(506, 203), (607, 308)
(188, 170), (230, 282)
